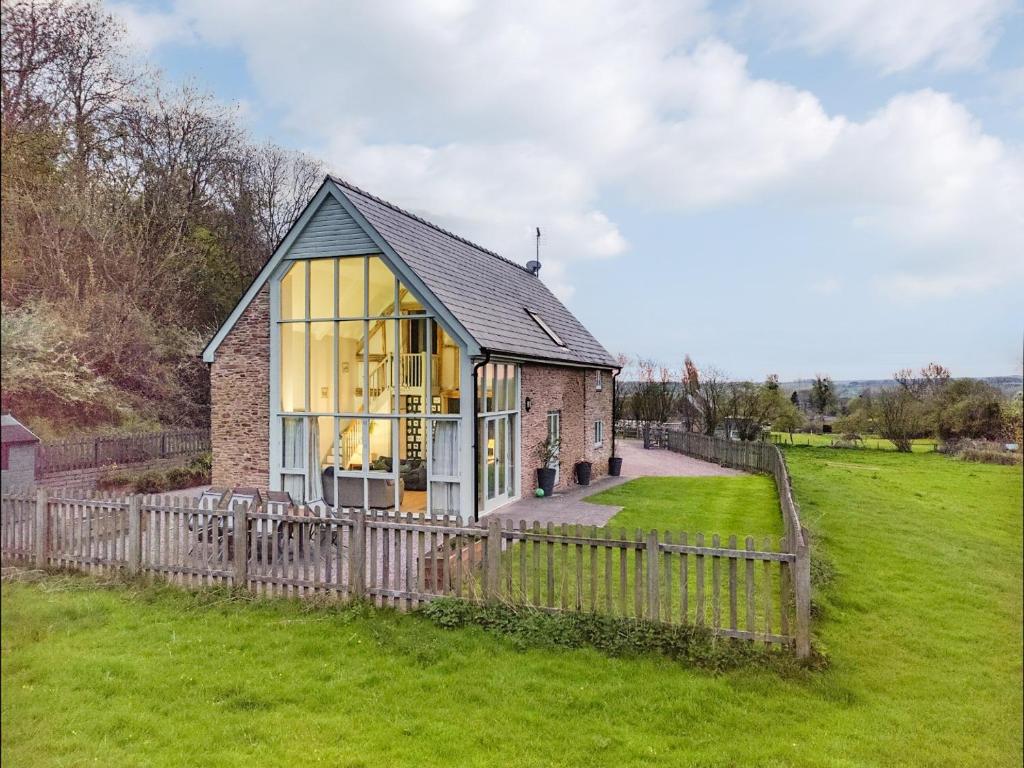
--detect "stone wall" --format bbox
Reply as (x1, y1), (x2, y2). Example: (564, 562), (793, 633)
(519, 363), (613, 497)
(210, 286), (271, 489)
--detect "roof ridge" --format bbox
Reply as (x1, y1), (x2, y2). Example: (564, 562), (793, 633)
(328, 174), (533, 275)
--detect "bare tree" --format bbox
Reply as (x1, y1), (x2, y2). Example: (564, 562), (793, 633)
(242, 143), (324, 250)
(630, 359), (677, 448)
(725, 380), (779, 441)
(684, 358), (728, 436)
(875, 386), (923, 452)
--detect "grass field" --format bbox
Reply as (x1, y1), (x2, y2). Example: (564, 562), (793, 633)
(3, 449), (1021, 767)
(771, 431), (938, 451)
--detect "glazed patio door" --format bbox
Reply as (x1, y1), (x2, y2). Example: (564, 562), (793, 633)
(484, 414), (512, 508)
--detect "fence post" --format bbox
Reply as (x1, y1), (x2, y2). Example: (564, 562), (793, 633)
(351, 510), (367, 598)
(485, 516), (501, 602)
(127, 494), (141, 575)
(233, 501), (248, 588)
(646, 529), (660, 621)
(794, 530), (811, 659)
(34, 486), (49, 567)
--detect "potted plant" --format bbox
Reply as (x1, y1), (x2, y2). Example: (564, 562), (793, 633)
(535, 436), (561, 497)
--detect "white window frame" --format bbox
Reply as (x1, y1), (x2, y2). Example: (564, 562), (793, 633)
(476, 361), (521, 512)
(596, 370), (603, 391)
(269, 254), (472, 518)
(594, 419), (605, 448)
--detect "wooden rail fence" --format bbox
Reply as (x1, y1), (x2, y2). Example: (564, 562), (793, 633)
(39, 429), (210, 474)
(1, 488), (806, 655)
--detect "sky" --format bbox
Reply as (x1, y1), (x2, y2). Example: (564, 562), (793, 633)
(106, 0), (1023, 380)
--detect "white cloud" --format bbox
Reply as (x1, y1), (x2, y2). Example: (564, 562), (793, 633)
(753, 0), (1014, 73)
(111, 0), (1024, 303)
(107, 2), (195, 54)
(797, 91), (1024, 293)
(327, 138), (628, 299)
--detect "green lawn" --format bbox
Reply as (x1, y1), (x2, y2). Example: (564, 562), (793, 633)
(3, 449), (1021, 767)
(771, 431), (938, 451)
(494, 475), (784, 626)
(592, 474), (783, 538)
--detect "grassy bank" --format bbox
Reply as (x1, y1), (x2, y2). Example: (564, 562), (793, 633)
(2, 449), (1021, 767)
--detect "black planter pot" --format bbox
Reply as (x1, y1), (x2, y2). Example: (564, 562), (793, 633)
(536, 467), (556, 497)
(608, 456), (623, 477)
(574, 461), (593, 486)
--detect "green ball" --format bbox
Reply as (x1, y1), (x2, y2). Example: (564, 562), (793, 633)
(535, 488), (545, 497)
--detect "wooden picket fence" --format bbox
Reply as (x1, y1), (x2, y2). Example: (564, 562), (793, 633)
(39, 429), (210, 474)
(625, 427), (811, 654)
(1, 487), (808, 655)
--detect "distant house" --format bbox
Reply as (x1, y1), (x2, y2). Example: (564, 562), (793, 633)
(203, 177), (617, 521)
(1, 414), (39, 490)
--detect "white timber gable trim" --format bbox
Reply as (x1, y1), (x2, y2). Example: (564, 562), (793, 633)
(202, 178), (480, 363)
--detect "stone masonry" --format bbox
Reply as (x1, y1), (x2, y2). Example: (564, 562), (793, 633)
(210, 286), (271, 489)
(519, 363), (613, 497)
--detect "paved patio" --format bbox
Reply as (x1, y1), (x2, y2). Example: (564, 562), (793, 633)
(484, 439), (743, 526)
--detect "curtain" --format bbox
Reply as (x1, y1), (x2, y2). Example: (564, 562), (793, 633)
(283, 417), (303, 469)
(430, 420), (460, 516)
(431, 420), (459, 476)
(306, 417), (324, 503)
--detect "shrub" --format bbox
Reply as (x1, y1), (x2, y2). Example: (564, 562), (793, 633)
(165, 467), (194, 488)
(940, 438), (1021, 465)
(188, 452), (212, 476)
(96, 456), (210, 494)
(96, 468), (134, 491)
(134, 470), (170, 494)
(958, 449), (1020, 466)
(419, 598), (822, 672)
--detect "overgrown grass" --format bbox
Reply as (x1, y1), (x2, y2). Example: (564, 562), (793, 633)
(3, 449), (1021, 766)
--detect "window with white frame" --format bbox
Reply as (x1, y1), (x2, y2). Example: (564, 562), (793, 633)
(476, 362), (520, 509)
(594, 420), (605, 447)
(596, 370), (603, 391)
(274, 255), (463, 515)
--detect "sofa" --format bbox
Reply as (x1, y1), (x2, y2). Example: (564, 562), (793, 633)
(367, 456), (427, 492)
(321, 467), (404, 509)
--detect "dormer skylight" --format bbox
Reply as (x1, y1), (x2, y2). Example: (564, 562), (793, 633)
(526, 309), (566, 347)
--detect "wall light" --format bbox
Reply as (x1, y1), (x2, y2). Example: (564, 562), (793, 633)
(524, 397), (532, 412)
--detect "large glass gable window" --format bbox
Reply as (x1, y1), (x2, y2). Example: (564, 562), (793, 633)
(275, 256), (462, 515)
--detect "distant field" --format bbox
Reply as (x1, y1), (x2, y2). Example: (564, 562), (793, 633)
(3, 449), (1021, 767)
(771, 431), (938, 451)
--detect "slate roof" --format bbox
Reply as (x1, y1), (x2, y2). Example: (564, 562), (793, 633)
(1, 414), (39, 445)
(330, 176), (618, 369)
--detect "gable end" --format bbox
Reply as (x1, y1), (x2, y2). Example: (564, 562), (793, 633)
(285, 195), (377, 259)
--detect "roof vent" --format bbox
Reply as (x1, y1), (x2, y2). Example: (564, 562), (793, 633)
(526, 226), (541, 275)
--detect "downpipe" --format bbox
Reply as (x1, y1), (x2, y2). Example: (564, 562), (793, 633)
(470, 349), (491, 523)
